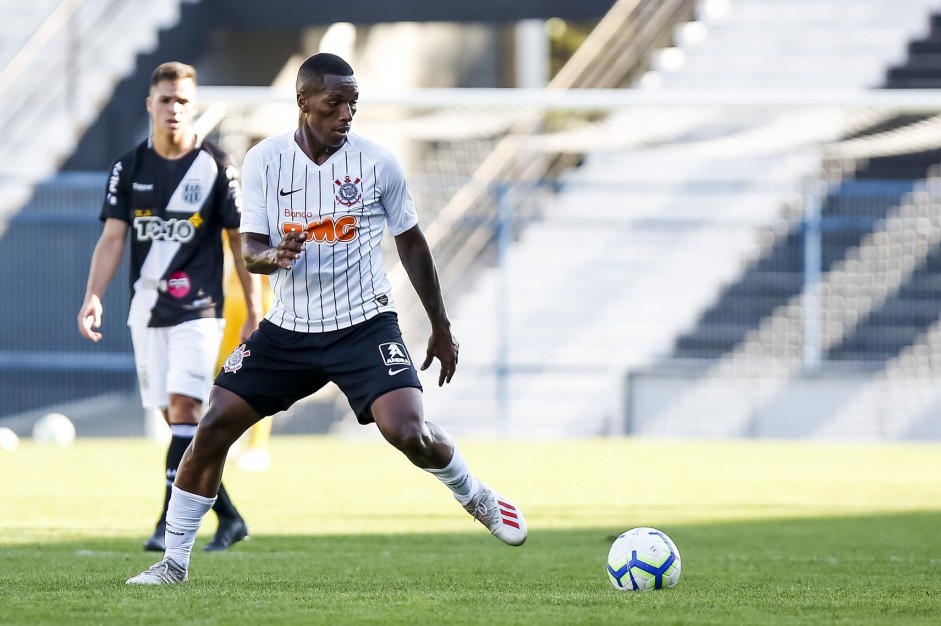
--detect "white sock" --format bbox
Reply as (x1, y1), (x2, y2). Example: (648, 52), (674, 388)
(426, 445), (481, 506)
(169, 423), (197, 438)
(164, 484), (215, 570)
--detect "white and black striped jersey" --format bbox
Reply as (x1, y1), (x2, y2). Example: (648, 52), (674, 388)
(240, 131), (419, 333)
(100, 137), (242, 328)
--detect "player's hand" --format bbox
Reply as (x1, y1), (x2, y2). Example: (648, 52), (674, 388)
(77, 296), (103, 342)
(422, 327), (459, 386)
(275, 231), (306, 269)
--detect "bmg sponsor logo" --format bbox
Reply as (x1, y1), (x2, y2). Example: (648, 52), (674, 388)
(280, 215), (358, 244)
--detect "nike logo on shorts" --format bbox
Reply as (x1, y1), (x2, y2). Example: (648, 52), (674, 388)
(279, 187), (302, 196)
(388, 367), (409, 375)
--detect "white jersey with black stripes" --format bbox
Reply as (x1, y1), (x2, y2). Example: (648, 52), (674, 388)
(239, 131), (419, 332)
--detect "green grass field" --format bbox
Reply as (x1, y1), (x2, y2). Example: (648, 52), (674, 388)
(2, 437), (940, 625)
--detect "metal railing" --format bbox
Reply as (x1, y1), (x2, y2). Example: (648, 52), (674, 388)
(387, 0), (698, 322)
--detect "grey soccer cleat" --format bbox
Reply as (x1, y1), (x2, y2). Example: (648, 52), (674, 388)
(126, 556), (188, 585)
(461, 483), (527, 546)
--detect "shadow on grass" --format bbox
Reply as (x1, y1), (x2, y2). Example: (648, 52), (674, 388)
(1, 511), (939, 626)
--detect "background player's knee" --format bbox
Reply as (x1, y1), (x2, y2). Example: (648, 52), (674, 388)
(167, 394), (202, 425)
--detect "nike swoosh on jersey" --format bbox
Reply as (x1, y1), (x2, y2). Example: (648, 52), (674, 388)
(388, 367), (410, 375)
(279, 187), (302, 196)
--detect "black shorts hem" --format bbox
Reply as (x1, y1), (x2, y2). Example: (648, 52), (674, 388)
(213, 379), (281, 419)
(356, 383), (423, 425)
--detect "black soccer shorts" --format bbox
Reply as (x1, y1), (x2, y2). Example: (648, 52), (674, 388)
(215, 312), (422, 424)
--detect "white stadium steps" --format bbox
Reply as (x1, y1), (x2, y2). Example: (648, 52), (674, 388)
(423, 0), (941, 438)
(0, 0), (187, 237)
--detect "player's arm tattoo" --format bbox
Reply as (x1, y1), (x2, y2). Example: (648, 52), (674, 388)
(242, 231), (304, 274)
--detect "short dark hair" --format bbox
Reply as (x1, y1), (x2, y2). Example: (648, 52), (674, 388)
(151, 62), (197, 87)
(296, 53), (354, 93)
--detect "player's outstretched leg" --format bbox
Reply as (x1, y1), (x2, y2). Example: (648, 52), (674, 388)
(371, 389), (527, 547)
(432, 448), (528, 547)
(457, 481), (527, 546)
(418, 422), (527, 546)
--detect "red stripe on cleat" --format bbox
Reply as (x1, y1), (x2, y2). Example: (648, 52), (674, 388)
(497, 500), (515, 510)
(503, 519), (521, 529)
(501, 509), (518, 520)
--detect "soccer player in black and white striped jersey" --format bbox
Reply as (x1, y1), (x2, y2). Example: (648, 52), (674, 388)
(127, 53), (527, 585)
(78, 62), (261, 555)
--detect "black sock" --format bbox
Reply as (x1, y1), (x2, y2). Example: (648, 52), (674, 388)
(157, 432), (193, 529)
(213, 482), (242, 521)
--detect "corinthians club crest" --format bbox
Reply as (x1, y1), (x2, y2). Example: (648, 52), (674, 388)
(334, 175), (362, 207)
(223, 344), (251, 373)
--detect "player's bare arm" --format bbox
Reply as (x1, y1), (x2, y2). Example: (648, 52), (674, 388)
(394, 224), (459, 386)
(226, 228), (264, 340)
(78, 218), (128, 342)
(242, 231), (306, 274)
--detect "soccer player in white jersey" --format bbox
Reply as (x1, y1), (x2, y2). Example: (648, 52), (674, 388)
(78, 62), (262, 554)
(127, 53), (527, 585)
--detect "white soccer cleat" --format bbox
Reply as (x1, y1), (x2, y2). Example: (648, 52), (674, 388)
(461, 483), (527, 546)
(126, 556), (188, 585)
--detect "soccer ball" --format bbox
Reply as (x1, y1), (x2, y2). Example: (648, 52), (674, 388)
(32, 412), (76, 448)
(606, 527), (681, 591)
(0, 426), (19, 451)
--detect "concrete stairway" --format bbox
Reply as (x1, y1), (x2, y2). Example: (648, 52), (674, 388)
(422, 0), (941, 438)
(0, 0), (188, 236)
